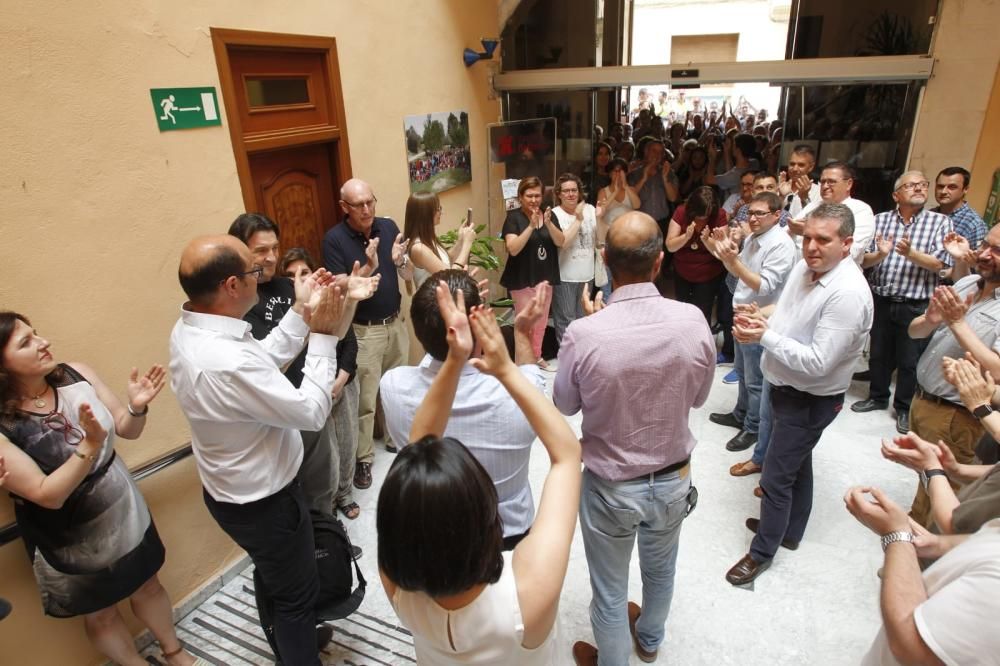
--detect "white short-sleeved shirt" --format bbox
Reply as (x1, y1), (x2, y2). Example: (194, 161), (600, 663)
(553, 205), (597, 283)
(862, 519), (1000, 666)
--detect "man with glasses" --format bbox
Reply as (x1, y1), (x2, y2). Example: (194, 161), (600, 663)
(853, 171), (953, 435)
(905, 223), (1000, 527)
(169, 234), (373, 666)
(791, 161), (875, 265)
(322, 178), (414, 490)
(932, 166), (988, 248)
(708, 191), (797, 461)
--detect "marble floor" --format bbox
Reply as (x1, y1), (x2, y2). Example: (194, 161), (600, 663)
(150, 356), (913, 665)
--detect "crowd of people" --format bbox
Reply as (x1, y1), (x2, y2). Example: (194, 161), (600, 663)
(408, 145), (471, 184)
(1, 146), (998, 665)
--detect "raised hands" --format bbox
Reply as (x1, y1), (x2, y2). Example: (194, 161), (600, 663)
(943, 231), (974, 264)
(303, 284), (347, 335)
(468, 305), (515, 378)
(360, 237), (380, 277)
(434, 280), (473, 361)
(391, 233), (410, 266)
(458, 218), (477, 247)
(894, 233), (912, 258)
(126, 365), (167, 411)
(580, 283), (605, 316)
(336, 260), (381, 302)
(874, 232), (895, 256)
(843, 486), (911, 536)
(78, 403), (108, 449)
(943, 353), (996, 411)
(931, 285), (972, 324)
(293, 267), (336, 312)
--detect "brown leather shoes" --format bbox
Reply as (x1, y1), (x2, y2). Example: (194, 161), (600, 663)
(572, 641), (598, 666)
(745, 517), (800, 550)
(628, 602), (657, 663)
(726, 553), (772, 586)
(730, 460), (762, 477)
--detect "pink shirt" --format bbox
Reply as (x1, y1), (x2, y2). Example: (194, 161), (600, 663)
(553, 282), (716, 481)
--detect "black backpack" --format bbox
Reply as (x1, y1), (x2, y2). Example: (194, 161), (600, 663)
(254, 509), (366, 660)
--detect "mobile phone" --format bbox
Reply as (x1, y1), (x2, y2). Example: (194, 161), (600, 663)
(465, 208), (473, 226)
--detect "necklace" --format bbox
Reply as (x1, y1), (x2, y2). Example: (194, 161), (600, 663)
(23, 385), (48, 409)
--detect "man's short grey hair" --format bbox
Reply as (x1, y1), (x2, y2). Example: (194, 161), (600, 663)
(893, 170), (926, 191)
(808, 202), (855, 239)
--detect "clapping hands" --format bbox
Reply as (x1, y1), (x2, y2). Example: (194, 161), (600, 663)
(126, 365), (167, 411)
(434, 280), (473, 362)
(942, 353), (997, 411)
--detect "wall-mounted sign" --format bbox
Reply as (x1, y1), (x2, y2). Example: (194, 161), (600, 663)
(150, 87), (222, 132)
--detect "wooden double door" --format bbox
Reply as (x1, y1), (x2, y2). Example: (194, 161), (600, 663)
(213, 28), (352, 264)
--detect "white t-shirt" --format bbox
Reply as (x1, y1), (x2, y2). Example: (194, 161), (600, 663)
(553, 204), (597, 282)
(862, 519), (1000, 666)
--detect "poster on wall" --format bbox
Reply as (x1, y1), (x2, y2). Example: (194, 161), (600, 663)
(404, 110), (472, 194)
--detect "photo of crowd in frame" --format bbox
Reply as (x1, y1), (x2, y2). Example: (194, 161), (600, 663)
(404, 110), (472, 194)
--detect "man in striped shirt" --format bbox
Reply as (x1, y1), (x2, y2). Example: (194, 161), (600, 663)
(932, 166), (988, 248)
(852, 171), (953, 434)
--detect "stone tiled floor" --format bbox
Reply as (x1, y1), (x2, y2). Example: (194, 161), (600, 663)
(151, 356), (912, 665)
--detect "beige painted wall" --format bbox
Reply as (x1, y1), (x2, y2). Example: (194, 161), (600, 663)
(968, 57), (1000, 215)
(0, 1), (499, 664)
(909, 0), (1000, 211)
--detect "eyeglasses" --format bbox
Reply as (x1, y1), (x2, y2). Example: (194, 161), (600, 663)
(344, 197), (378, 211)
(977, 242), (1000, 257)
(747, 209), (774, 218)
(897, 181), (930, 192)
(43, 411), (84, 445)
(226, 265), (264, 283)
(560, 188), (579, 194)
(819, 178), (844, 186)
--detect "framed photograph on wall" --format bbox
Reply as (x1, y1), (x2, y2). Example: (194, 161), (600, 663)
(404, 110), (472, 194)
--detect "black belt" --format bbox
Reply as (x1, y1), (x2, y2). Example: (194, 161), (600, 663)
(915, 385), (962, 408)
(875, 294), (928, 304)
(354, 312), (398, 326)
(627, 457), (690, 482)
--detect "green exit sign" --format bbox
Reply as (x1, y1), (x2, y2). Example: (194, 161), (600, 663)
(150, 87), (222, 132)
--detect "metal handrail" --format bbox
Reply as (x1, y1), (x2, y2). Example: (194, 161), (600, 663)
(0, 444), (194, 548)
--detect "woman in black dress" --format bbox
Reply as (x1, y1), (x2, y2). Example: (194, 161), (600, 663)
(0, 312), (199, 666)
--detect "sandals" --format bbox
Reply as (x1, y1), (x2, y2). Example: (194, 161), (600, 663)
(338, 502), (361, 520)
(729, 460), (762, 477)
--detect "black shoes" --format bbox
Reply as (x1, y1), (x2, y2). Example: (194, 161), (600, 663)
(710, 412), (743, 429)
(745, 517), (800, 550)
(851, 399), (888, 413)
(896, 410), (910, 434)
(726, 430), (758, 452)
(852, 370), (871, 381)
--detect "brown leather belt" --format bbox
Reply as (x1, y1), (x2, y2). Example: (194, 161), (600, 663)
(915, 385), (962, 408)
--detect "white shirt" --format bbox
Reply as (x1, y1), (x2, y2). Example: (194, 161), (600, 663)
(731, 223), (798, 308)
(553, 204), (597, 282)
(760, 256), (874, 396)
(380, 355), (545, 538)
(169, 307), (338, 503)
(784, 181), (821, 218)
(862, 519), (1000, 666)
(796, 196), (875, 265)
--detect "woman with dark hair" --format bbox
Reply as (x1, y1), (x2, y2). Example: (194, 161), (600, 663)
(403, 192), (476, 289)
(0, 312), (201, 665)
(676, 142), (710, 198)
(378, 284), (580, 665)
(279, 248), (363, 520)
(584, 142), (613, 204)
(551, 173), (598, 344)
(665, 186), (729, 324)
(500, 176), (564, 368)
(595, 158), (640, 299)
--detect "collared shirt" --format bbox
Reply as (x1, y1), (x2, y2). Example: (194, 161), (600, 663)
(761, 257), (874, 396)
(797, 196), (876, 265)
(380, 355), (545, 538)
(933, 202), (987, 249)
(553, 282), (716, 482)
(734, 203), (791, 228)
(322, 216), (402, 321)
(731, 223), (798, 307)
(783, 182), (822, 218)
(169, 307), (338, 503)
(916, 275), (1000, 402)
(866, 209), (953, 300)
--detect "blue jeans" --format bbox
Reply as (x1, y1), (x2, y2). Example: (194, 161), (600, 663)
(751, 380), (773, 466)
(732, 341), (764, 434)
(579, 467), (694, 665)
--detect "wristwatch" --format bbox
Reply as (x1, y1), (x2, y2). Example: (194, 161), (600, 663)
(973, 403), (994, 420)
(880, 531), (915, 552)
(920, 467), (947, 491)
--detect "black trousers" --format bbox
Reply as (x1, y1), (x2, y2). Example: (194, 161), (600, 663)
(751, 384), (843, 561)
(674, 272), (724, 329)
(869, 295), (930, 412)
(204, 481), (321, 666)
(717, 279), (735, 357)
